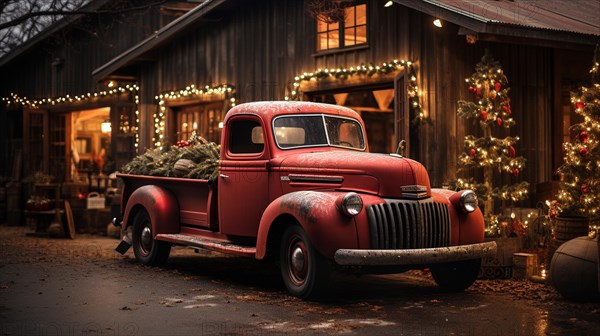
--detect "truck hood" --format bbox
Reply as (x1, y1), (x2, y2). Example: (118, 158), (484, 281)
(277, 151), (431, 198)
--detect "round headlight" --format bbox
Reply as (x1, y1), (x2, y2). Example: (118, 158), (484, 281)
(460, 190), (478, 213)
(341, 192), (363, 217)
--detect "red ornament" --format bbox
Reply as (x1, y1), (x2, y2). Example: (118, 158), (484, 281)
(580, 131), (589, 143)
(576, 101), (585, 110)
(579, 147), (589, 157)
(494, 82), (501, 92)
(475, 87), (481, 97)
(468, 86), (474, 92)
(502, 105), (512, 115)
(512, 168), (520, 176)
(496, 117), (502, 126)
(469, 149), (476, 157)
(581, 184), (589, 193)
(509, 146), (516, 158)
(481, 110), (488, 121)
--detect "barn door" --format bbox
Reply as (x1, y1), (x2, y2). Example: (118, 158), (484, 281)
(23, 108), (48, 178)
(48, 112), (71, 182)
(111, 103), (138, 172)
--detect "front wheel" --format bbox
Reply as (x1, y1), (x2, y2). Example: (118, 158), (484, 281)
(132, 209), (171, 266)
(280, 225), (330, 299)
(430, 259), (481, 292)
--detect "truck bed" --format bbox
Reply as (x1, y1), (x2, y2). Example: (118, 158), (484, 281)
(118, 174), (218, 230)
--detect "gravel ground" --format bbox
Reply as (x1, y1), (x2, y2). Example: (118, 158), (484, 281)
(1, 225), (600, 336)
(1, 225), (595, 306)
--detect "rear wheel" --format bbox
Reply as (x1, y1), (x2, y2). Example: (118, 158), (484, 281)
(431, 259), (481, 292)
(132, 209), (171, 266)
(280, 225), (330, 299)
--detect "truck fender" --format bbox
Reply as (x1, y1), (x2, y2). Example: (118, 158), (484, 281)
(255, 191), (358, 261)
(431, 188), (485, 245)
(122, 185), (180, 236)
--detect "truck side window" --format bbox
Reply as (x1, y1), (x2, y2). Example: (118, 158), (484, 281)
(229, 119), (265, 154)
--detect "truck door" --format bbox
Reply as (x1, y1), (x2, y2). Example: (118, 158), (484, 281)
(218, 116), (269, 237)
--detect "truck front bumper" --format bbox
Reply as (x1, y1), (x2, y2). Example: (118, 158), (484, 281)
(334, 241), (497, 266)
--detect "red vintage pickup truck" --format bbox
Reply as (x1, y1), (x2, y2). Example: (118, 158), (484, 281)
(115, 101), (496, 298)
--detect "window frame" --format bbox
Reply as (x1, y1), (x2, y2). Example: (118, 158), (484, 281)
(171, 101), (225, 144)
(315, 1), (369, 53)
(272, 114), (366, 151)
(223, 115), (269, 160)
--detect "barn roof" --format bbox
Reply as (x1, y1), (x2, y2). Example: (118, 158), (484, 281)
(94, 0), (600, 80)
(397, 0), (599, 45)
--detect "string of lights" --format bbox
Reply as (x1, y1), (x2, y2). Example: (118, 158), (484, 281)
(153, 84), (236, 149)
(2, 84), (140, 152)
(557, 56), (600, 219)
(284, 58), (426, 123)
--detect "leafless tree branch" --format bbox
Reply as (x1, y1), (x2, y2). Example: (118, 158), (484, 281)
(0, 0), (167, 31)
(0, 0), (173, 56)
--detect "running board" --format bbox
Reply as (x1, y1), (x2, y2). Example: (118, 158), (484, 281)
(156, 233), (256, 258)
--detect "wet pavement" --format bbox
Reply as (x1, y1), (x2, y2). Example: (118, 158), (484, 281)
(1, 226), (599, 335)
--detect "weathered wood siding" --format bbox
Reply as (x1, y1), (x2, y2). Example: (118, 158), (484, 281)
(150, 0), (561, 203)
(0, 2), (164, 98)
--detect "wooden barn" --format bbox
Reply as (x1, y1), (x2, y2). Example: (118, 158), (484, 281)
(93, 0), (599, 201)
(0, 0), (203, 226)
(1, 0), (599, 227)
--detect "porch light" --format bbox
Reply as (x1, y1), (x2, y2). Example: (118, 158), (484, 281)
(101, 120), (112, 133)
(433, 19), (443, 28)
(384, 1), (393, 7)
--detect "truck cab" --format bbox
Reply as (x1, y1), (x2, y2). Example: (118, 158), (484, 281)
(117, 101), (496, 298)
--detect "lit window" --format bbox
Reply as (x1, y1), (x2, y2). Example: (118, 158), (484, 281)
(175, 102), (224, 143)
(317, 3), (367, 52)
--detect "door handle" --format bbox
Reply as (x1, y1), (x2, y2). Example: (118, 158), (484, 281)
(219, 174), (229, 179)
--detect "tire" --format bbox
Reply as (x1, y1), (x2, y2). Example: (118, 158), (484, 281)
(280, 225), (330, 299)
(132, 209), (171, 266)
(431, 259), (481, 292)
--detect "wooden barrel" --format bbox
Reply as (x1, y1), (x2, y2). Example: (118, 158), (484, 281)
(553, 216), (592, 243)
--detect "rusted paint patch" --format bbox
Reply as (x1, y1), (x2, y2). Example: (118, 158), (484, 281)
(279, 191), (336, 225)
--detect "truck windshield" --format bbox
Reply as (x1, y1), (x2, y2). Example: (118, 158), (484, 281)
(273, 114), (366, 150)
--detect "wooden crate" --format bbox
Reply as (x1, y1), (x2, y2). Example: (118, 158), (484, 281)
(479, 237), (523, 279)
(512, 252), (538, 280)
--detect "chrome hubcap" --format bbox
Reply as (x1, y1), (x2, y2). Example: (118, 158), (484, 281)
(140, 226), (153, 254)
(291, 246), (305, 274)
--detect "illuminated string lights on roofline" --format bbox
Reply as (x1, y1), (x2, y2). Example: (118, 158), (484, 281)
(3, 84), (139, 108)
(285, 59), (425, 124)
(152, 84), (236, 149)
(3, 83), (141, 153)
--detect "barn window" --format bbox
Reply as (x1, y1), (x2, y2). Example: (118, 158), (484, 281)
(317, 3), (367, 51)
(173, 102), (224, 144)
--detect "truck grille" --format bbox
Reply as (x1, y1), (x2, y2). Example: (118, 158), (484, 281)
(366, 198), (451, 249)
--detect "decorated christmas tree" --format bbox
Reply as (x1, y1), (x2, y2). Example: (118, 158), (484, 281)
(451, 50), (529, 236)
(556, 46), (600, 219)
